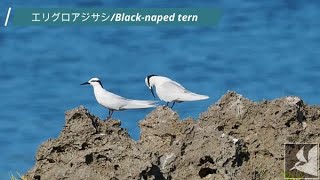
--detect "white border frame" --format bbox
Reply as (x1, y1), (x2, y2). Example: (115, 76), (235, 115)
(284, 143), (319, 180)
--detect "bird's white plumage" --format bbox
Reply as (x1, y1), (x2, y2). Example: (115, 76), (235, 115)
(145, 75), (209, 103)
(83, 77), (157, 112)
(296, 146), (307, 163)
(308, 145), (318, 162)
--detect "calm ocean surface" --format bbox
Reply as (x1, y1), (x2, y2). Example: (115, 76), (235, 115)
(1, 0), (320, 178)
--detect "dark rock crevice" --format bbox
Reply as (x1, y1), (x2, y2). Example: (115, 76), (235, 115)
(198, 167), (217, 178)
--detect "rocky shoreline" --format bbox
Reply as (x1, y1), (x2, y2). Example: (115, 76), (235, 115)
(24, 91), (320, 179)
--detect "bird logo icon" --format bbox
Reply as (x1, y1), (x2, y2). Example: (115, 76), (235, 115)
(290, 145), (318, 177)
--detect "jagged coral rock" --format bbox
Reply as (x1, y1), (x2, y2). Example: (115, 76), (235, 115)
(25, 92), (320, 180)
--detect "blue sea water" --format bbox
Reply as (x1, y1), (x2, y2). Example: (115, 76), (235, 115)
(1, 0), (320, 178)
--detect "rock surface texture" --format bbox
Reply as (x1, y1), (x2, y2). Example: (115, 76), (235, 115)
(25, 91), (320, 180)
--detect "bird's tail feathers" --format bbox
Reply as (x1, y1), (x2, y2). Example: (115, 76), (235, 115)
(122, 100), (158, 109)
(178, 93), (209, 101)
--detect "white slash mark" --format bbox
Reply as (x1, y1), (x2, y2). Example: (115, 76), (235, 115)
(110, 13), (115, 21)
(4, 7), (12, 26)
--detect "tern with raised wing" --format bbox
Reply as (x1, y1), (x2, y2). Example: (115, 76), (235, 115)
(290, 145), (318, 177)
(145, 75), (209, 108)
(81, 77), (157, 120)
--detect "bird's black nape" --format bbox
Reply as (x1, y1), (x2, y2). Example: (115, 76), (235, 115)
(146, 74), (158, 87)
(150, 87), (156, 98)
(97, 80), (103, 88)
(90, 79), (104, 88)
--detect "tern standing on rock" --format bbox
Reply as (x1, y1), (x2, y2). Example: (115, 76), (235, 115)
(145, 75), (209, 108)
(81, 77), (158, 120)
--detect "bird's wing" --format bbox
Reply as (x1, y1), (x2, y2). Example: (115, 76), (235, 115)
(107, 91), (127, 100)
(160, 81), (209, 102)
(121, 99), (158, 109)
(100, 89), (128, 109)
(307, 145), (318, 162)
(296, 146), (307, 163)
(161, 81), (188, 94)
(104, 90), (158, 110)
(170, 80), (187, 90)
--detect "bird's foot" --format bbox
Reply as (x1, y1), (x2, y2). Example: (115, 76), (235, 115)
(105, 116), (112, 121)
(162, 102), (169, 109)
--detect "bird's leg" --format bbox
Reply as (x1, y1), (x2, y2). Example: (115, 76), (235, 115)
(170, 101), (176, 108)
(162, 102), (169, 109)
(106, 109), (114, 121)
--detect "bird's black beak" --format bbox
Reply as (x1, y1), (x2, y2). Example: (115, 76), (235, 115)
(150, 87), (155, 98)
(80, 82), (90, 86)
